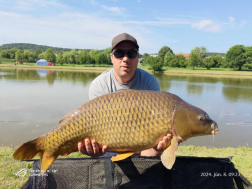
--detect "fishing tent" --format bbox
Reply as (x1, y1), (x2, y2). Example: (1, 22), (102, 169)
(36, 59), (48, 66)
(21, 156), (251, 189)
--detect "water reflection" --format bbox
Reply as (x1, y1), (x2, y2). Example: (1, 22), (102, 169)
(222, 86), (252, 102)
(0, 69), (100, 87)
(0, 68), (252, 147)
(187, 84), (203, 96)
(154, 73), (252, 103)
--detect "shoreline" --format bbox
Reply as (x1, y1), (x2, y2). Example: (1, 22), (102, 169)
(1, 64), (252, 78)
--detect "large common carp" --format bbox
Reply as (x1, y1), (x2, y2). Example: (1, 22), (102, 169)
(13, 89), (218, 174)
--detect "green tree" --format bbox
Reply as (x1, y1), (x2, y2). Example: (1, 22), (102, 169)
(89, 49), (99, 57)
(213, 54), (223, 68)
(57, 53), (64, 66)
(225, 45), (246, 70)
(79, 50), (91, 65)
(244, 57), (252, 71)
(9, 48), (18, 59)
(244, 46), (252, 71)
(34, 49), (42, 60)
(28, 51), (34, 62)
(179, 60), (187, 68)
(45, 48), (56, 63)
(176, 54), (186, 62)
(158, 46), (173, 64)
(68, 49), (78, 64)
(176, 54), (186, 68)
(203, 57), (215, 70)
(142, 53), (149, 58)
(38, 53), (45, 59)
(168, 57), (179, 67)
(35, 49), (42, 55)
(93, 54), (100, 66)
(187, 48), (202, 69)
(146, 56), (163, 72)
(164, 51), (175, 66)
(98, 54), (108, 66)
(15, 50), (24, 61)
(194, 46), (208, 58)
(23, 50), (30, 62)
(0, 50), (10, 58)
(63, 51), (70, 64)
(90, 57), (96, 66)
(194, 46), (207, 66)
(102, 48), (112, 59)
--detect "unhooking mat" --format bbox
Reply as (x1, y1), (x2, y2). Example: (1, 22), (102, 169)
(21, 156), (252, 189)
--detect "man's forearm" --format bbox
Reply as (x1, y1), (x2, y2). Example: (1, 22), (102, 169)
(135, 148), (162, 157)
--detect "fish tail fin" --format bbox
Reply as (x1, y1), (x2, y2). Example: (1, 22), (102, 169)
(40, 151), (57, 175)
(13, 137), (43, 160)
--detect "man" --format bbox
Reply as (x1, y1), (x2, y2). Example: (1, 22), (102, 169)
(78, 33), (172, 158)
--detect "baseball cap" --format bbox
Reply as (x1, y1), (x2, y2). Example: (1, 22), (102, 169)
(111, 33), (139, 51)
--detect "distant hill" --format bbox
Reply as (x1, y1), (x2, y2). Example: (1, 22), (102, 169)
(0, 43), (91, 52)
(206, 52), (225, 57)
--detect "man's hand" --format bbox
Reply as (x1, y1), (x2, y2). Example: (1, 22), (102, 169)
(154, 134), (172, 152)
(78, 138), (107, 158)
(138, 134), (172, 157)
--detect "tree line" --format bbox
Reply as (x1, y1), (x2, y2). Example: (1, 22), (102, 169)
(143, 45), (252, 71)
(0, 47), (112, 66)
(0, 43), (251, 71)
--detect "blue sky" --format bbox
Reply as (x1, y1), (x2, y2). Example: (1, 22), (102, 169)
(0, 0), (251, 54)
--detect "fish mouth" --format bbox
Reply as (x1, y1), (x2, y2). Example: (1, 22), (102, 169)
(211, 122), (219, 141)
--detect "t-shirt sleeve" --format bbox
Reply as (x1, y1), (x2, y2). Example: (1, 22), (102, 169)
(89, 80), (104, 100)
(147, 76), (160, 91)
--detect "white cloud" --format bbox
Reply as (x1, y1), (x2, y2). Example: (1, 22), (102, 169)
(226, 17), (247, 28)
(116, 21), (191, 26)
(240, 20), (247, 26)
(14, 0), (67, 10)
(85, 0), (125, 13)
(228, 16), (235, 28)
(229, 16), (235, 23)
(100, 5), (124, 13)
(89, 0), (99, 6)
(191, 20), (221, 33)
(0, 11), (159, 53)
(137, 0), (141, 2)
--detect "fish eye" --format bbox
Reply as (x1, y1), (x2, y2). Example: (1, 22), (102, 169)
(198, 115), (204, 121)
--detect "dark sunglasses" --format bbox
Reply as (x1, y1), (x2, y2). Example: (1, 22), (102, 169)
(112, 49), (138, 59)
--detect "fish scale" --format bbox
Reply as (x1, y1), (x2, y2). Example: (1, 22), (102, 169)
(13, 89), (218, 174)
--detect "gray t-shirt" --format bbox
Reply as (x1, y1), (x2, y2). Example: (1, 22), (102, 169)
(89, 68), (160, 100)
(88, 68), (160, 157)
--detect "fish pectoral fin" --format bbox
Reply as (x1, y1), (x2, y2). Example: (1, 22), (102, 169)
(161, 136), (179, 170)
(111, 152), (134, 161)
(40, 152), (57, 175)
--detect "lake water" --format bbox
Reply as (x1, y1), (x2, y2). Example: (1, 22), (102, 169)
(0, 68), (252, 148)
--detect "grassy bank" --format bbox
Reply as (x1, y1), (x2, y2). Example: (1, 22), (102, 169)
(1, 63), (252, 78)
(0, 146), (251, 188)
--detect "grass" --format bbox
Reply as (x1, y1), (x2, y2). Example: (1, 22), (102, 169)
(0, 146), (251, 188)
(1, 62), (252, 78)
